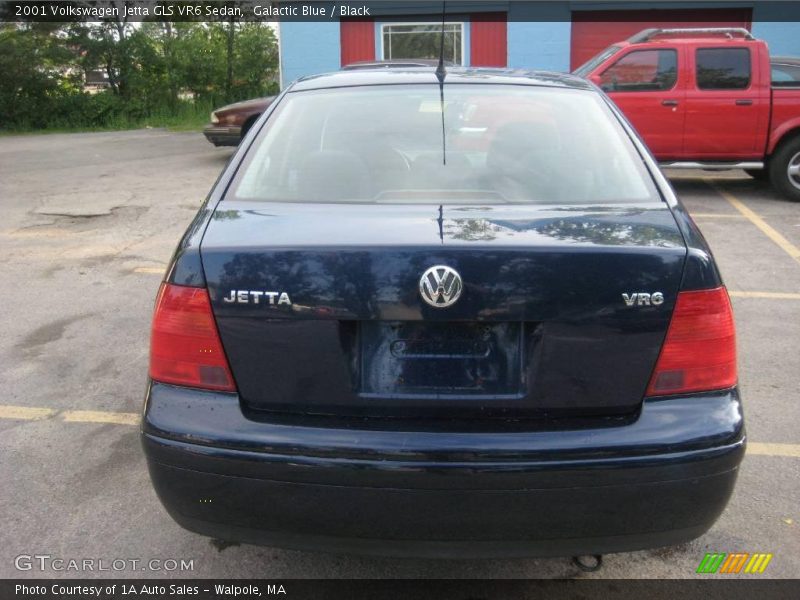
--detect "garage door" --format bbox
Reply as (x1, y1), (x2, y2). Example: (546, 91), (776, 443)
(341, 20), (375, 66)
(471, 13), (507, 67)
(570, 8), (753, 70)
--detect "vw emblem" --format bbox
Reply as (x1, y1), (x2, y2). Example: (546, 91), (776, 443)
(419, 265), (463, 308)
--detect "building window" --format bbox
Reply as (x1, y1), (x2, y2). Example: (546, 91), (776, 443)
(696, 48), (751, 90)
(381, 23), (464, 65)
(599, 49), (678, 92)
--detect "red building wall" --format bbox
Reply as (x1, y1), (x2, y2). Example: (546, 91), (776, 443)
(470, 13), (508, 67)
(340, 20), (375, 66)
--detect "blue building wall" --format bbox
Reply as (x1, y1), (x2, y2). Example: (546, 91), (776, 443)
(280, 21), (340, 88)
(279, 3), (800, 88)
(752, 3), (800, 56)
(507, 2), (572, 71)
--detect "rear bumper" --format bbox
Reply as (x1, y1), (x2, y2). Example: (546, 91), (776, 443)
(142, 382), (745, 558)
(202, 125), (241, 146)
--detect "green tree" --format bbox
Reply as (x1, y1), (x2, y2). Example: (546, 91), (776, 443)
(67, 1), (138, 98)
(0, 23), (78, 127)
(0, 13), (278, 131)
(232, 23), (279, 99)
(173, 22), (226, 103)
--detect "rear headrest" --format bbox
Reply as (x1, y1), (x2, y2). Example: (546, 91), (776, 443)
(486, 121), (561, 171)
(298, 150), (369, 201)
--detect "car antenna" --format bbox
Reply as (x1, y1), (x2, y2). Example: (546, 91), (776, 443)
(436, 0), (447, 166)
(438, 204), (444, 244)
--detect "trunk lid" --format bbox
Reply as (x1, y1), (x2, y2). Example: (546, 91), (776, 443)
(201, 201), (686, 420)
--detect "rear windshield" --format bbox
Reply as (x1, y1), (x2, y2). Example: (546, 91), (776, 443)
(230, 84), (658, 205)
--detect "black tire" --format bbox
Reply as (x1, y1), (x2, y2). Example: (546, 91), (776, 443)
(745, 168), (769, 181)
(769, 135), (800, 201)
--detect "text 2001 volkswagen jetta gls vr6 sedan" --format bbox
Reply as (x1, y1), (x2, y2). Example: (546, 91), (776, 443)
(142, 67), (744, 558)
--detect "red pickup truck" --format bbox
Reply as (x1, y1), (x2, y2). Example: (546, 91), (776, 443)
(574, 28), (800, 201)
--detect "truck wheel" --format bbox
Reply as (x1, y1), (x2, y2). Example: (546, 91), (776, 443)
(745, 168), (769, 181)
(769, 137), (800, 202)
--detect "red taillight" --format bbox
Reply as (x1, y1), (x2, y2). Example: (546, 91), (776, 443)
(646, 287), (737, 397)
(149, 283), (236, 392)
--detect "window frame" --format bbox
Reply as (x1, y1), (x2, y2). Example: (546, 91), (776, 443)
(380, 21), (466, 66)
(598, 48), (679, 93)
(694, 47), (752, 91)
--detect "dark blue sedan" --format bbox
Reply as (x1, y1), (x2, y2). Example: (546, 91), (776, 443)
(142, 67), (744, 558)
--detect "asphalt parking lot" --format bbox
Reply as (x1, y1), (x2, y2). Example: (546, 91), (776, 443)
(0, 129), (798, 580)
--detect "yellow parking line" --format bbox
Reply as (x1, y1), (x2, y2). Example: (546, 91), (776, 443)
(133, 266), (165, 275)
(0, 405), (799, 458)
(748, 443), (800, 458)
(729, 291), (800, 300)
(0, 405), (138, 426)
(691, 213), (746, 219)
(708, 181), (800, 265)
(61, 410), (139, 426)
(0, 405), (57, 421)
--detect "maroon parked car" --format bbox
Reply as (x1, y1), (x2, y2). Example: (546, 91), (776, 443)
(203, 96), (276, 146)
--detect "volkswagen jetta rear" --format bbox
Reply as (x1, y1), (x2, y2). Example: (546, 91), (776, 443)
(141, 68), (744, 558)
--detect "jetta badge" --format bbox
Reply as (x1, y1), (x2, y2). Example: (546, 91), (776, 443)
(222, 290), (292, 306)
(419, 265), (463, 308)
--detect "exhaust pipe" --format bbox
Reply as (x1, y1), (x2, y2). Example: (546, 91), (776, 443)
(572, 554), (603, 572)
